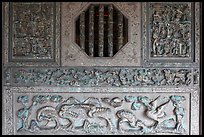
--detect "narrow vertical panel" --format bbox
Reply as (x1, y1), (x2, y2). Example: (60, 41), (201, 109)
(108, 5), (113, 57)
(89, 5), (94, 57)
(80, 11), (85, 51)
(118, 12), (123, 50)
(98, 5), (104, 57)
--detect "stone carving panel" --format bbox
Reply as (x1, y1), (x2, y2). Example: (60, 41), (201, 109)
(3, 2), (60, 66)
(7, 67), (196, 87)
(142, 2), (200, 68)
(3, 86), (200, 135)
(11, 3), (54, 59)
(2, 2), (201, 135)
(150, 3), (192, 58)
(15, 94), (188, 135)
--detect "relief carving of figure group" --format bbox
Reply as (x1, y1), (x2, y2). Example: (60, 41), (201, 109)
(150, 3), (191, 58)
(12, 3), (54, 59)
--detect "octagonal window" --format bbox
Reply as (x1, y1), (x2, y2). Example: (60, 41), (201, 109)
(75, 4), (128, 57)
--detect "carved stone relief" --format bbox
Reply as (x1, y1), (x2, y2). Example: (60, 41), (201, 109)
(11, 3), (54, 59)
(3, 86), (200, 135)
(2, 2), (60, 66)
(3, 67), (198, 87)
(142, 2), (200, 68)
(2, 2), (201, 135)
(150, 3), (192, 58)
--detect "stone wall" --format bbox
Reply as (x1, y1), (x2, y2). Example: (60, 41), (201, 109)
(2, 2), (201, 135)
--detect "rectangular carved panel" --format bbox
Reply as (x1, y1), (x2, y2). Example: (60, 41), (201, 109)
(10, 3), (54, 60)
(3, 2), (60, 66)
(5, 67), (197, 87)
(142, 2), (200, 68)
(3, 87), (200, 135)
(149, 3), (193, 58)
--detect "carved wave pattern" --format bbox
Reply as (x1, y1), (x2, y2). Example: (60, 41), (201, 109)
(16, 94), (188, 135)
(12, 68), (192, 86)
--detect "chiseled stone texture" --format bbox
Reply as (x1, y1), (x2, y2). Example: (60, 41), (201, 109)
(142, 2), (200, 68)
(2, 86), (200, 135)
(2, 2), (61, 67)
(4, 67), (197, 87)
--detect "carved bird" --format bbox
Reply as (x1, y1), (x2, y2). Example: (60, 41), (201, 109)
(145, 96), (170, 128)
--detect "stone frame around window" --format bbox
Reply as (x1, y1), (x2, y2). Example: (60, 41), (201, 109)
(61, 2), (141, 66)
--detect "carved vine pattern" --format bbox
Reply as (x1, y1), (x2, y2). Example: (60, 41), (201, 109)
(16, 94), (187, 134)
(149, 3), (192, 58)
(12, 68), (192, 86)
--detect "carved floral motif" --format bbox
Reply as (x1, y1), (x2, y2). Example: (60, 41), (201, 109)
(12, 68), (192, 86)
(16, 94), (187, 134)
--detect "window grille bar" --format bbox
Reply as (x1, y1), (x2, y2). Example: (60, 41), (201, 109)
(89, 5), (94, 57)
(98, 5), (104, 57)
(108, 4), (113, 57)
(76, 4), (128, 57)
(80, 11), (85, 51)
(118, 12), (123, 50)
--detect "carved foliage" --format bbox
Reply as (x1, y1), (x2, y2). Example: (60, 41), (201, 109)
(16, 94), (188, 134)
(10, 3), (55, 60)
(12, 68), (192, 86)
(149, 3), (192, 58)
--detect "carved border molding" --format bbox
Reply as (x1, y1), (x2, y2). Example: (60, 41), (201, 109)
(3, 67), (199, 87)
(142, 2), (200, 68)
(2, 86), (200, 135)
(2, 2), (61, 67)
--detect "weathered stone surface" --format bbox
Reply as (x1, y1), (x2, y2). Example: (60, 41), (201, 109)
(2, 2), (60, 66)
(142, 2), (200, 68)
(2, 86), (200, 135)
(2, 2), (201, 135)
(3, 67), (198, 87)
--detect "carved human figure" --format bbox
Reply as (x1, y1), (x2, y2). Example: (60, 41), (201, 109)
(151, 3), (191, 58)
(175, 9), (183, 22)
